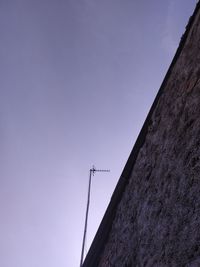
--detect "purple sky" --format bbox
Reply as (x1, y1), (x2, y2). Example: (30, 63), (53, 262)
(0, 1), (197, 266)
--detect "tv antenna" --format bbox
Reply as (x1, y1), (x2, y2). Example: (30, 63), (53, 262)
(80, 166), (110, 267)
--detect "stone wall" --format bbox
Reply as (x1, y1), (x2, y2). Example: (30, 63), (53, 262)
(98, 5), (200, 267)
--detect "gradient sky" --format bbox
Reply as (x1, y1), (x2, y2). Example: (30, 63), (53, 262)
(0, 1), (197, 266)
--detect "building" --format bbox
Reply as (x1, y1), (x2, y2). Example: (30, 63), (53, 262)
(83, 2), (200, 266)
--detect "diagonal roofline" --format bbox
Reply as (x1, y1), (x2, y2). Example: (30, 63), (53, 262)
(82, 2), (200, 266)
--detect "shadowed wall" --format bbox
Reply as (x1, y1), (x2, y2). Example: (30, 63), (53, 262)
(83, 2), (200, 267)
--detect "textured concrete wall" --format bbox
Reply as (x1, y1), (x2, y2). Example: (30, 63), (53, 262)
(98, 7), (200, 267)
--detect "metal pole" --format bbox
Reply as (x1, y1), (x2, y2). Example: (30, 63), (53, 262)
(80, 167), (110, 266)
(80, 169), (92, 267)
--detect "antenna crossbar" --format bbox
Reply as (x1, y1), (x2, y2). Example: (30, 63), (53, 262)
(90, 166), (110, 175)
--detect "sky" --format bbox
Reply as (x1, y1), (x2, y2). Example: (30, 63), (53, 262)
(0, 1), (197, 266)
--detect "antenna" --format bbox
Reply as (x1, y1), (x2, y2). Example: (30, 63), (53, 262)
(80, 166), (110, 267)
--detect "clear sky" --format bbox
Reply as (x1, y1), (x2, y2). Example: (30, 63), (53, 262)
(0, 1), (197, 266)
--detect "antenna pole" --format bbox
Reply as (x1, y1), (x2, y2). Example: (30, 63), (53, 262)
(80, 166), (110, 267)
(80, 168), (92, 267)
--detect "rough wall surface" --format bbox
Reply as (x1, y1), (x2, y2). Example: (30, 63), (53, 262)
(98, 7), (200, 267)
